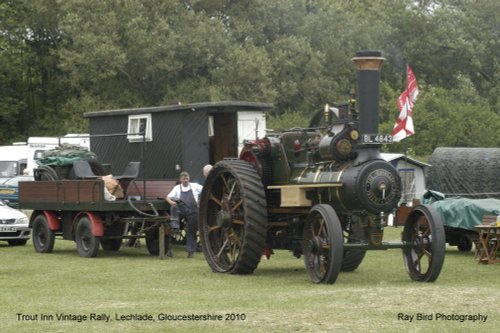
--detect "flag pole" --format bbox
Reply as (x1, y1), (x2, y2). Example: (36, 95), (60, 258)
(401, 61), (410, 205)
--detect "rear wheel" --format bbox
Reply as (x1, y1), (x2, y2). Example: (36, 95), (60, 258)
(341, 222), (367, 272)
(75, 216), (100, 258)
(32, 214), (55, 253)
(303, 204), (344, 284)
(145, 228), (169, 256)
(402, 205), (445, 282)
(199, 160), (267, 274)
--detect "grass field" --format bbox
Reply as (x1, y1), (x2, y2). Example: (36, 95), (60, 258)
(1, 227), (498, 333)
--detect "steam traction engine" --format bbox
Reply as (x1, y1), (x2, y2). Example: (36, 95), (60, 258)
(198, 51), (445, 284)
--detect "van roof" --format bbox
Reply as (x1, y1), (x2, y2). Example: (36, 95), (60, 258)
(0, 145), (29, 161)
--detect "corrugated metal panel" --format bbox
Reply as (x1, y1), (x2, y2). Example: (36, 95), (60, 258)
(89, 111), (207, 181)
(89, 116), (131, 175)
(181, 111), (209, 183)
(149, 113), (184, 179)
(87, 102), (273, 183)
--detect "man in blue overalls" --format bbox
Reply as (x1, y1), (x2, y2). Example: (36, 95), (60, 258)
(166, 171), (203, 258)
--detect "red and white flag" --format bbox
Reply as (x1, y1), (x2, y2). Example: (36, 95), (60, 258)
(391, 65), (419, 142)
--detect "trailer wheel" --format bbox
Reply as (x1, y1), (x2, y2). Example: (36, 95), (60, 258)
(145, 228), (169, 256)
(402, 205), (445, 282)
(100, 239), (122, 251)
(303, 204), (344, 284)
(457, 235), (473, 252)
(199, 160), (267, 274)
(75, 216), (100, 258)
(32, 214), (55, 253)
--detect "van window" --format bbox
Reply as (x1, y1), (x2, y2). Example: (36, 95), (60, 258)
(0, 161), (17, 177)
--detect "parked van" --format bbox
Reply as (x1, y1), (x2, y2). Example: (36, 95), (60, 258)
(0, 144), (28, 183)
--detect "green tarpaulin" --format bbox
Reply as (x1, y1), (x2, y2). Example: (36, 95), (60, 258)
(36, 144), (97, 167)
(424, 191), (500, 231)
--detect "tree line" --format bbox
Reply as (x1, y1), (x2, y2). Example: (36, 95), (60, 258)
(0, 0), (498, 156)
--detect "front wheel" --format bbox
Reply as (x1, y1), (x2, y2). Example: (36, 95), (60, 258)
(75, 216), (100, 258)
(402, 205), (445, 282)
(32, 214), (55, 253)
(8, 239), (28, 246)
(303, 204), (344, 284)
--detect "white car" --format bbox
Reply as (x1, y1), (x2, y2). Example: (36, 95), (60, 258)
(0, 199), (30, 245)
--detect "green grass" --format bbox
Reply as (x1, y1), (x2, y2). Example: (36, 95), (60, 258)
(1, 227), (499, 333)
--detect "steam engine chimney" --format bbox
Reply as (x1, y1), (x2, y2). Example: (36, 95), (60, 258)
(352, 51), (385, 163)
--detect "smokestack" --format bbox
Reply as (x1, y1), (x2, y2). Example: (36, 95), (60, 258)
(351, 51), (385, 164)
(352, 51), (385, 137)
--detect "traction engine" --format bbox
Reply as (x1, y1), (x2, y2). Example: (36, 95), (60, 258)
(198, 51), (445, 284)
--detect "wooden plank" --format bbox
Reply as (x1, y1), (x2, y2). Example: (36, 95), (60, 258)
(19, 179), (172, 212)
(482, 215), (497, 225)
(19, 181), (58, 203)
(127, 179), (177, 200)
(58, 180), (103, 203)
(20, 180), (104, 206)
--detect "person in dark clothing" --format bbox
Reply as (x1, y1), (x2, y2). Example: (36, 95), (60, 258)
(166, 171), (203, 258)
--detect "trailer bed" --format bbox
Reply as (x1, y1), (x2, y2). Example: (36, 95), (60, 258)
(19, 179), (174, 212)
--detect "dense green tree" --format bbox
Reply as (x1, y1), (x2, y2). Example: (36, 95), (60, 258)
(0, 0), (70, 139)
(0, 1), (27, 143)
(57, 0), (276, 115)
(0, 0), (497, 157)
(381, 78), (500, 155)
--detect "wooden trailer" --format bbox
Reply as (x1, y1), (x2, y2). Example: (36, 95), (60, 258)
(19, 177), (177, 257)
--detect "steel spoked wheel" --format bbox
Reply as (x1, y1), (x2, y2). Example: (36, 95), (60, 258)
(402, 205), (445, 282)
(32, 214), (55, 253)
(199, 160), (267, 274)
(303, 204), (344, 284)
(341, 222), (367, 272)
(75, 216), (100, 258)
